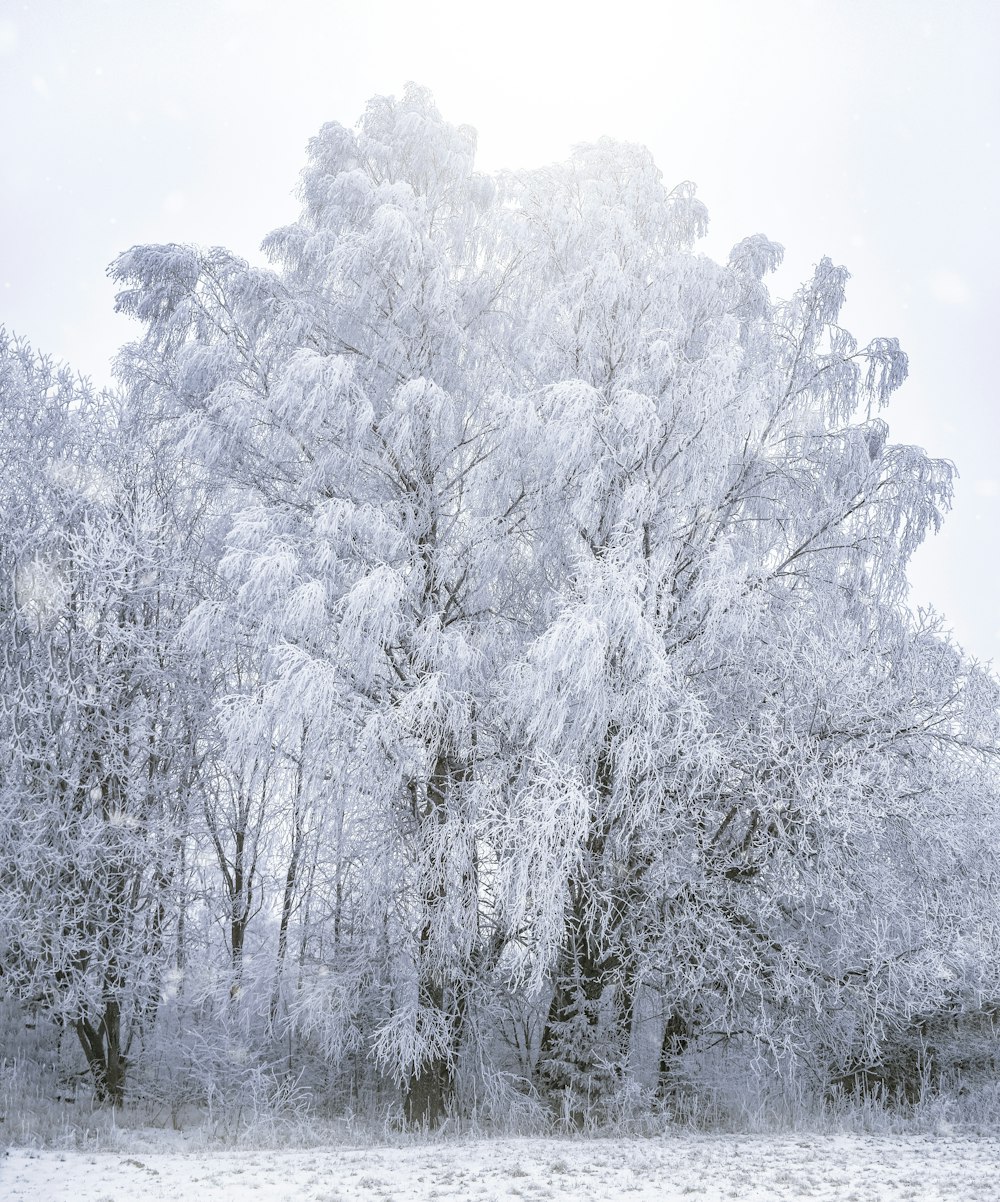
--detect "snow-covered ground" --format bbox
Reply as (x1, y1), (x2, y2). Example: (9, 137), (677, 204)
(3, 1133), (999, 1201)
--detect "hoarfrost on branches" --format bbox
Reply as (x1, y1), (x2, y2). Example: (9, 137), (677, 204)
(2, 85), (998, 1129)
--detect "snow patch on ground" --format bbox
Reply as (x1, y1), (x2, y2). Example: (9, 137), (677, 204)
(2, 1134), (999, 1201)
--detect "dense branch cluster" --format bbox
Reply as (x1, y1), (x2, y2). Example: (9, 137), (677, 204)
(2, 86), (998, 1126)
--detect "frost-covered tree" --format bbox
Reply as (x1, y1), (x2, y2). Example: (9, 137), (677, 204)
(0, 331), (201, 1104)
(112, 86), (531, 1124)
(487, 154), (998, 1111)
(106, 87), (1000, 1124)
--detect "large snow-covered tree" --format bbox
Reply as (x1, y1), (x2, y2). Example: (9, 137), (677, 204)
(112, 87), (530, 1124)
(91, 86), (1000, 1123)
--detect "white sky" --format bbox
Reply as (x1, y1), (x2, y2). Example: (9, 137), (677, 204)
(1, 0), (998, 661)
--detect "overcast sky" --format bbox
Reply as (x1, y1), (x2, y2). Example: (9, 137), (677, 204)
(1, 0), (997, 662)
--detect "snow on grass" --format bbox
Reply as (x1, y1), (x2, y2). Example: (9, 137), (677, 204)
(2, 1134), (1000, 1201)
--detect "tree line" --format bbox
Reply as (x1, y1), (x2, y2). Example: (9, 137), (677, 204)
(1, 85), (998, 1127)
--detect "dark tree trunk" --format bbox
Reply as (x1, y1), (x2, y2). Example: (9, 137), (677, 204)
(74, 999), (125, 1106)
(403, 1068), (449, 1127)
(403, 969), (454, 1128)
(534, 878), (632, 1125)
(656, 1010), (691, 1098)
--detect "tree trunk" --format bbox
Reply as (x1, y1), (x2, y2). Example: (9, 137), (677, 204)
(270, 753), (306, 1024)
(403, 972), (454, 1127)
(74, 999), (125, 1106)
(401, 752), (472, 1127)
(535, 734), (636, 1121)
(656, 1010), (691, 1098)
(404, 1062), (452, 1127)
(535, 888), (617, 1125)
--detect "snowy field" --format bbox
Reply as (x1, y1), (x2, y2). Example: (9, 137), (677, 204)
(3, 1134), (999, 1201)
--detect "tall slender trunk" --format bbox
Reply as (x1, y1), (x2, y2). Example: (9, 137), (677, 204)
(535, 732), (638, 1119)
(271, 751), (307, 1024)
(402, 752), (473, 1127)
(230, 825), (247, 991)
(90, 758), (131, 1107)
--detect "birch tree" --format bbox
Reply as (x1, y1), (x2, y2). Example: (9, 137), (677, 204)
(112, 85), (529, 1124)
(484, 143), (996, 1114)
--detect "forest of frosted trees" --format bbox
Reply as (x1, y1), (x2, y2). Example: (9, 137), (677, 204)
(1, 85), (999, 1130)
